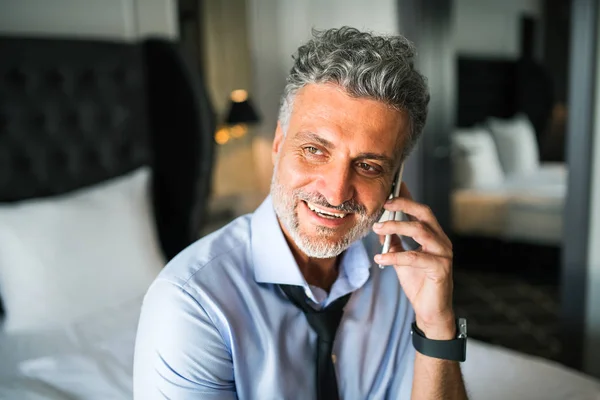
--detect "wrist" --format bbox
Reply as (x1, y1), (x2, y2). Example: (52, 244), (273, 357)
(416, 315), (456, 340)
(411, 317), (468, 363)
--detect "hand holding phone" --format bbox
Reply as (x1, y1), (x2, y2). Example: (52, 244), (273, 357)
(378, 163), (404, 269)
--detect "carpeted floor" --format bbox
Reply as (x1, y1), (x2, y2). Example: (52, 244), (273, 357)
(453, 269), (561, 361)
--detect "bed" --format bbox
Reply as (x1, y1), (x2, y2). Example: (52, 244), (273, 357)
(452, 162), (566, 246)
(0, 36), (598, 399)
(0, 34), (215, 398)
(452, 56), (565, 248)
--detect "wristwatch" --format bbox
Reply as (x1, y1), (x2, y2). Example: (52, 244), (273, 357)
(411, 318), (467, 362)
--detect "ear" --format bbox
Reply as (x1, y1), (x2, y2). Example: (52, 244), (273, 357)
(271, 122), (285, 166)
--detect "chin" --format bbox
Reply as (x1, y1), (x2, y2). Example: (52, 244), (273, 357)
(300, 218), (348, 239)
(293, 223), (351, 257)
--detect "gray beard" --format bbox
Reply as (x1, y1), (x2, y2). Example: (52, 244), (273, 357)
(270, 168), (383, 259)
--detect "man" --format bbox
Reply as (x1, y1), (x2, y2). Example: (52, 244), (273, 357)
(134, 27), (469, 399)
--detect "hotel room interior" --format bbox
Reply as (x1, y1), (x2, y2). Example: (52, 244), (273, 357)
(1, 0), (600, 398)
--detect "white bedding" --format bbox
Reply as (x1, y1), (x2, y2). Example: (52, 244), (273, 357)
(0, 296), (142, 399)
(1, 290), (599, 400)
(452, 163), (567, 245)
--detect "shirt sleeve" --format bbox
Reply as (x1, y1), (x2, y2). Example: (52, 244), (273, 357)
(133, 279), (236, 400)
(392, 288), (417, 399)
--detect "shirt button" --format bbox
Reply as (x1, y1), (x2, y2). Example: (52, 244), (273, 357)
(331, 354), (337, 364)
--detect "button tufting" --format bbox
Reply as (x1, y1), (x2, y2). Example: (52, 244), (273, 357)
(0, 38), (155, 203)
(51, 150), (69, 170)
(63, 110), (79, 130)
(112, 67), (126, 85)
(45, 68), (66, 90)
(111, 106), (128, 129)
(5, 68), (28, 89)
(119, 142), (134, 160)
(31, 112), (47, 130)
(77, 69), (97, 90)
(96, 109), (112, 129)
(12, 153), (33, 174)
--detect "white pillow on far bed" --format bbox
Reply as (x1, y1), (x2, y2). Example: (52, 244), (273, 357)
(451, 127), (505, 189)
(0, 167), (165, 333)
(487, 114), (540, 177)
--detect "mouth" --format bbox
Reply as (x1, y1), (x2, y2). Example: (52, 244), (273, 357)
(303, 200), (350, 219)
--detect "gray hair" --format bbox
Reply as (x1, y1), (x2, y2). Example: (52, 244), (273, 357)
(278, 26), (430, 161)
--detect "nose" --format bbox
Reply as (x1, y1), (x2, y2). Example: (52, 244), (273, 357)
(315, 163), (355, 207)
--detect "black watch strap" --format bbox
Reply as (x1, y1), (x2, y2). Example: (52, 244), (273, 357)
(411, 319), (467, 362)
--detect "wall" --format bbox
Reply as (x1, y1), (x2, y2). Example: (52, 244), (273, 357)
(201, 0), (252, 117)
(584, 1), (600, 377)
(454, 0), (541, 58)
(245, 0), (400, 196)
(0, 0), (178, 40)
(246, 0), (399, 138)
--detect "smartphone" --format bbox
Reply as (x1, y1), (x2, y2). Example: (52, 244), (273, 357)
(378, 163), (404, 268)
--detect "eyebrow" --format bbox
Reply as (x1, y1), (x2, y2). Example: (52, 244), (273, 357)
(295, 131), (335, 149)
(295, 131), (395, 171)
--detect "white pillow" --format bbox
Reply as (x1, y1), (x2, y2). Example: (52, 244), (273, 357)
(451, 127), (505, 189)
(0, 167), (165, 333)
(487, 114), (540, 177)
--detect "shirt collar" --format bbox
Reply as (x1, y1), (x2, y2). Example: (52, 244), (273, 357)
(251, 196), (371, 291)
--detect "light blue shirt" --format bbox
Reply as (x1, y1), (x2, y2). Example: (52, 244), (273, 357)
(134, 196), (415, 399)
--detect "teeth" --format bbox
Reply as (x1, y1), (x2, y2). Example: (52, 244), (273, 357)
(306, 202), (347, 218)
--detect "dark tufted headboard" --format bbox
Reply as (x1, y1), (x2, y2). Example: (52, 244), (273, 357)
(456, 57), (518, 128)
(456, 56), (554, 144)
(0, 37), (151, 199)
(0, 35), (215, 261)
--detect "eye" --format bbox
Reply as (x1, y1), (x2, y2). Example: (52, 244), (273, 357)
(356, 162), (382, 175)
(304, 146), (323, 156)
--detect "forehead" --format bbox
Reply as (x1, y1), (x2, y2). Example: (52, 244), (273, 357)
(288, 83), (408, 157)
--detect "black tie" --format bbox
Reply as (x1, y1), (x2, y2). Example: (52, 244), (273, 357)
(279, 284), (351, 400)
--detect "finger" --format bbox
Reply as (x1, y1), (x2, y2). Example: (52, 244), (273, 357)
(374, 250), (452, 279)
(373, 220), (450, 257)
(386, 183), (437, 225)
(385, 197), (443, 233)
(377, 232), (405, 253)
(373, 220), (449, 255)
(386, 182), (451, 249)
(383, 199), (451, 249)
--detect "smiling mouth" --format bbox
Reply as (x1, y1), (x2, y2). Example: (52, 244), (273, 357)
(304, 201), (349, 219)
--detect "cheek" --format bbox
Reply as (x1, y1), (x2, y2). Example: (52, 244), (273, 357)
(356, 183), (388, 214)
(276, 154), (314, 189)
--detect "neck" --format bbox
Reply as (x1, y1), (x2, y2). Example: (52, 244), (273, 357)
(296, 253), (339, 293)
(279, 222), (340, 292)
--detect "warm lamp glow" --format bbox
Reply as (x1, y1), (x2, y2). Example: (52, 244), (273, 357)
(214, 127), (231, 145)
(230, 124), (248, 138)
(230, 89), (248, 103)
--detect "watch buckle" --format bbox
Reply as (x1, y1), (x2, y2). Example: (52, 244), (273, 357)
(457, 318), (467, 339)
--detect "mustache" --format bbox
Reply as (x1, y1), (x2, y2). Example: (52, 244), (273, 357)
(295, 190), (367, 215)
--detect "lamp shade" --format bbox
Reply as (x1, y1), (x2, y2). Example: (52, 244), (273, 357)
(225, 90), (260, 124)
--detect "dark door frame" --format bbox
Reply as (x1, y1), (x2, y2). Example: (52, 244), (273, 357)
(560, 0), (598, 370)
(396, 0), (454, 231)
